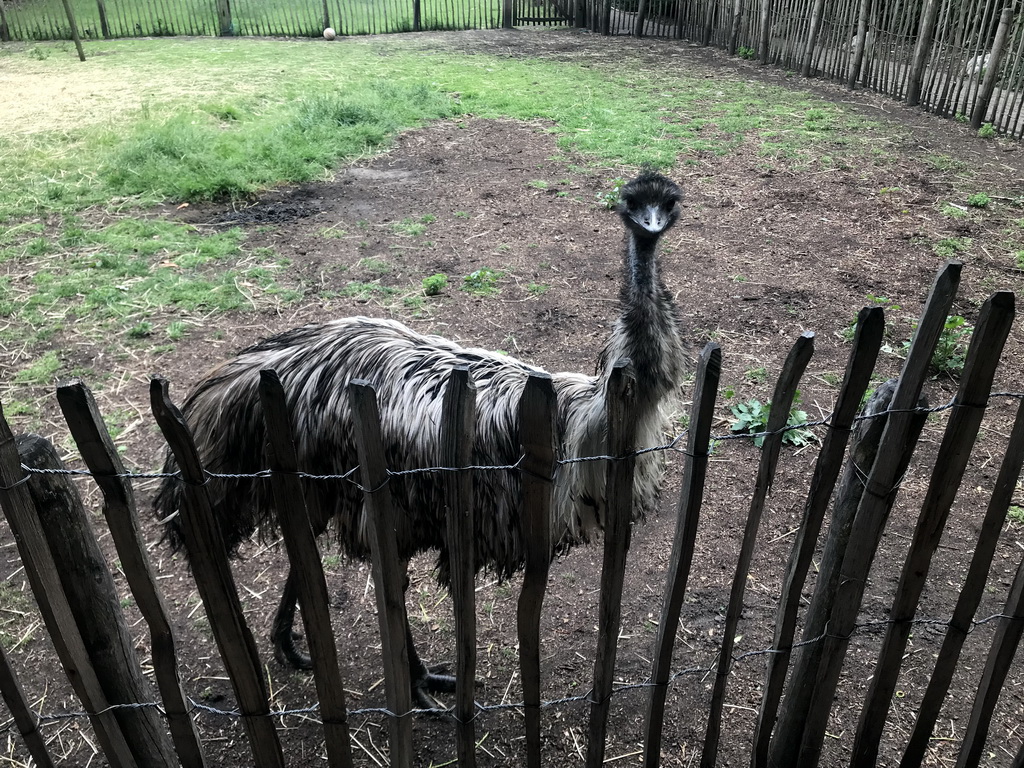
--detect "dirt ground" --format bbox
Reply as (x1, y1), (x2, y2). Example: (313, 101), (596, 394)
(4, 27), (1024, 768)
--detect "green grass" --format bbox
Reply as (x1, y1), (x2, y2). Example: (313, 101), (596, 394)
(0, 35), (904, 363)
(0, 216), (297, 346)
(1, 37), (895, 223)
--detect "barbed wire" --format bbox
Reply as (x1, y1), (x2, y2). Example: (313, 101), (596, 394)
(5, 391), (1024, 495)
(2, 611), (1017, 734)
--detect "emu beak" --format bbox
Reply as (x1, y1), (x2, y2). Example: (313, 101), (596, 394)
(636, 205), (673, 235)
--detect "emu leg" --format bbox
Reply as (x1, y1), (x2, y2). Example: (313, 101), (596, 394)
(271, 567), (313, 670)
(403, 570), (456, 710)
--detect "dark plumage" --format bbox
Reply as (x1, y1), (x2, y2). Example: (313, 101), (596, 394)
(154, 171), (687, 706)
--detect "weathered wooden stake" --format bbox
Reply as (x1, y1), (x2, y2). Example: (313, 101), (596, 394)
(701, 332), (814, 768)
(441, 366), (478, 768)
(643, 342), (721, 768)
(517, 372), (557, 768)
(57, 380), (205, 768)
(349, 380), (413, 768)
(258, 370), (353, 768)
(586, 361), (637, 768)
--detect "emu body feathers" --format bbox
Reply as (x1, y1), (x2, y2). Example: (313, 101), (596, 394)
(155, 171), (687, 691)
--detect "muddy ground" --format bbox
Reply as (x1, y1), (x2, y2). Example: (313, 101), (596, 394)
(3, 27), (1024, 768)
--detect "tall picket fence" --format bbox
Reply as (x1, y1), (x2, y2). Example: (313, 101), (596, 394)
(0, 259), (1022, 767)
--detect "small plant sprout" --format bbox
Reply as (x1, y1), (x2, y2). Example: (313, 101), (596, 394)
(596, 178), (625, 210)
(166, 321), (189, 341)
(978, 123), (996, 139)
(421, 273), (447, 296)
(729, 393), (815, 448)
(527, 282), (549, 295)
(527, 180), (549, 190)
(900, 315), (973, 375)
(966, 192), (991, 208)
(462, 267), (504, 296)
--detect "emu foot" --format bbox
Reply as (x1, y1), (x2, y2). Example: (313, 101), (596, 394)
(411, 667), (458, 711)
(272, 630), (313, 671)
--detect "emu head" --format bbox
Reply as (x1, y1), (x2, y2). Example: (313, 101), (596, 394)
(617, 171), (681, 240)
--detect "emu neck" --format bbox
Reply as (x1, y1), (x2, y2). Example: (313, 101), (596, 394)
(608, 230), (682, 406)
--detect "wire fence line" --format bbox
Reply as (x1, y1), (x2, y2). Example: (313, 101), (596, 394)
(2, 611), (1016, 734)
(7, 388), (1024, 495)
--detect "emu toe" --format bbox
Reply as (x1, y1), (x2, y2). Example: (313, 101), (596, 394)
(272, 630), (313, 671)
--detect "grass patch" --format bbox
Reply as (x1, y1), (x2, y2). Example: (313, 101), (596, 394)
(1, 37), (900, 222)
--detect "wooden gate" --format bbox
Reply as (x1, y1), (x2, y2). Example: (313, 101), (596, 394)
(514, 0), (574, 26)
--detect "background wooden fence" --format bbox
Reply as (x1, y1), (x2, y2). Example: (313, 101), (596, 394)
(3, 0), (1024, 136)
(0, 259), (1022, 767)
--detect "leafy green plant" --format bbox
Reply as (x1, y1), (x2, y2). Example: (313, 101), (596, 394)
(166, 321), (189, 341)
(737, 46), (756, 60)
(14, 350), (62, 385)
(527, 179), (549, 189)
(978, 123), (996, 139)
(1008, 505), (1024, 524)
(1014, 250), (1024, 269)
(900, 315), (972, 375)
(421, 273), (448, 296)
(596, 178), (625, 210)
(527, 282), (549, 295)
(966, 192), (991, 208)
(729, 394), (814, 448)
(462, 267), (504, 296)
(933, 237), (970, 259)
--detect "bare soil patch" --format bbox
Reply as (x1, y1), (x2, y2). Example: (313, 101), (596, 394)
(4, 28), (1024, 768)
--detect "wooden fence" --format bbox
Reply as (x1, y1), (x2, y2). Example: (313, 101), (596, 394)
(0, 259), (1022, 767)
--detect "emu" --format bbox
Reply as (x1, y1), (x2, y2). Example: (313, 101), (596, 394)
(154, 171), (687, 707)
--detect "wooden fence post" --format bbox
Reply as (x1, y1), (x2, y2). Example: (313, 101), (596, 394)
(16, 434), (176, 766)
(800, 0), (826, 76)
(56, 380), (206, 768)
(851, 291), (1016, 767)
(757, 0), (772, 63)
(348, 380), (413, 768)
(751, 307), (884, 768)
(955, 470), (1024, 768)
(767, 379), (928, 766)
(0, 409), (136, 768)
(902, 393), (1024, 768)
(971, 6), (1013, 130)
(59, 0), (85, 59)
(216, 0), (233, 35)
(503, 0), (513, 28)
(634, 0), (649, 37)
(728, 0), (742, 55)
(94, 0), (110, 37)
(586, 361), (637, 768)
(906, 0), (939, 105)
(847, 0), (871, 88)
(517, 372), (557, 768)
(0, 640), (54, 768)
(643, 342), (721, 768)
(257, 370), (353, 768)
(441, 366), (478, 768)
(150, 377), (285, 768)
(787, 261), (962, 768)
(0, 0), (9, 43)
(701, 332), (814, 768)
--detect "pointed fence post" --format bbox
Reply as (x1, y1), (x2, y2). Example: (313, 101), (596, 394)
(700, 332), (814, 768)
(751, 307), (884, 768)
(258, 370), (353, 768)
(971, 7), (1013, 130)
(906, 0), (939, 105)
(0, 405), (136, 768)
(348, 380), (413, 768)
(57, 380), (206, 768)
(643, 342), (721, 768)
(852, 292), (1016, 767)
(441, 366), (478, 768)
(787, 261), (963, 768)
(0, 639), (53, 768)
(517, 372), (557, 768)
(150, 377), (286, 768)
(586, 360), (637, 768)
(902, 393), (1024, 768)
(15, 434), (176, 766)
